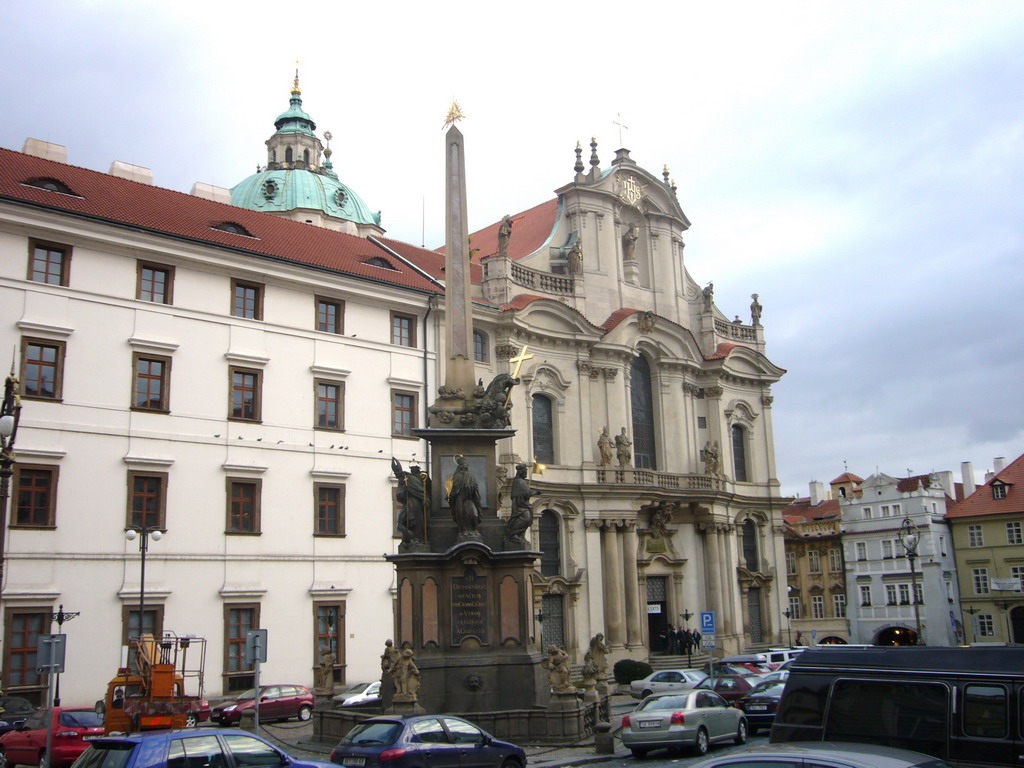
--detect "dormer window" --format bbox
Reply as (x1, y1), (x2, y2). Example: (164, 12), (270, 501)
(992, 481), (1008, 500)
(212, 222), (255, 237)
(363, 256), (397, 271)
(24, 177), (77, 196)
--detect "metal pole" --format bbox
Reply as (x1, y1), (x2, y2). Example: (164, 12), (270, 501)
(910, 552), (923, 644)
(139, 530), (147, 638)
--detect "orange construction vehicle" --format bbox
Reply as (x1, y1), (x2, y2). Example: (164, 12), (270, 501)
(98, 632), (207, 734)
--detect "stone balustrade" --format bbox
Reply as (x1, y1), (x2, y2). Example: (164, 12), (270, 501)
(510, 262), (575, 295)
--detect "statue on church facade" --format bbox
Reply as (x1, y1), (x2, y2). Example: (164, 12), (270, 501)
(448, 455), (482, 539)
(615, 428), (633, 468)
(567, 240), (583, 274)
(597, 428), (613, 466)
(701, 440), (722, 476)
(622, 225), (639, 261)
(702, 282), (714, 310)
(498, 215), (513, 256)
(750, 293), (762, 326)
(504, 463), (539, 549)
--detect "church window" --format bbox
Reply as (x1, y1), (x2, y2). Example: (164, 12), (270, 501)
(732, 424), (748, 481)
(303, 149), (310, 167)
(472, 331), (487, 363)
(538, 510), (561, 576)
(285, 147), (293, 164)
(532, 394), (555, 465)
(741, 519), (758, 570)
(630, 355), (657, 469)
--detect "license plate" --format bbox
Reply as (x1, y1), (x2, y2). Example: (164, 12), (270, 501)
(747, 705), (767, 711)
(342, 759), (366, 767)
(638, 720), (662, 729)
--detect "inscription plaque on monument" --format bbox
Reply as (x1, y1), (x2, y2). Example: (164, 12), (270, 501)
(451, 571), (489, 645)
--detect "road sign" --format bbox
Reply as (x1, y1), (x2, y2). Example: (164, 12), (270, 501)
(700, 611), (716, 634)
(702, 634), (716, 649)
(245, 629), (268, 665)
(36, 634), (66, 674)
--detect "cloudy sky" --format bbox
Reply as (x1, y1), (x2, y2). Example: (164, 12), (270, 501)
(2, 1), (1021, 498)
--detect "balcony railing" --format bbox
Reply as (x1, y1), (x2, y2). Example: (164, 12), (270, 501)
(714, 319), (757, 342)
(592, 468), (726, 492)
(510, 262), (575, 295)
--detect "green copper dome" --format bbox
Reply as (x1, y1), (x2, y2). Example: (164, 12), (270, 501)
(231, 169), (381, 226)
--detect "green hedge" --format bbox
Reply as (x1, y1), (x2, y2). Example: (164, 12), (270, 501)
(613, 658), (653, 685)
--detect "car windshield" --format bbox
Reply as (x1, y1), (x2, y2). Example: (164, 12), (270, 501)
(0, 698), (35, 715)
(637, 695), (689, 712)
(74, 743), (135, 768)
(749, 682), (785, 696)
(341, 683), (370, 695)
(60, 711), (104, 728)
(342, 721), (402, 746)
(233, 689), (258, 701)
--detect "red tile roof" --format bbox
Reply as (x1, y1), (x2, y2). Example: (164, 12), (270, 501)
(946, 453), (1024, 519)
(601, 308), (641, 333)
(440, 199), (559, 263)
(706, 342), (738, 360)
(0, 148), (441, 294)
(782, 497), (842, 525)
(830, 472), (864, 485)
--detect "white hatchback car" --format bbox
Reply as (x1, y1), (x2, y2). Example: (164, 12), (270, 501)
(630, 668), (708, 699)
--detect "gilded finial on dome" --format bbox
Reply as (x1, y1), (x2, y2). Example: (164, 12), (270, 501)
(291, 64), (301, 96)
(443, 100), (465, 129)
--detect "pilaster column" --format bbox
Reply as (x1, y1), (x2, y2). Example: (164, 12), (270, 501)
(704, 522), (723, 624)
(601, 521), (626, 646)
(717, 523), (732, 636)
(622, 522), (642, 646)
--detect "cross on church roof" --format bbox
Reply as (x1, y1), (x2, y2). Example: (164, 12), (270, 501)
(613, 113), (629, 147)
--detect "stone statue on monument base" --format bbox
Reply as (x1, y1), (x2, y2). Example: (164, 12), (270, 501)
(498, 215), (513, 256)
(504, 463), (539, 550)
(700, 440), (722, 476)
(615, 428), (633, 468)
(448, 455), (482, 539)
(392, 458), (427, 552)
(390, 648), (421, 702)
(597, 427), (613, 466)
(316, 646), (335, 692)
(541, 645), (576, 693)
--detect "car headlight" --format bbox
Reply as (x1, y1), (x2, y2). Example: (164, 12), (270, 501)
(223, 705), (237, 713)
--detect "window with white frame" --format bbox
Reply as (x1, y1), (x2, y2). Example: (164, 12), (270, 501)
(886, 584), (898, 605)
(863, 507), (872, 519)
(939, 536), (947, 556)
(809, 550), (821, 573)
(973, 568), (990, 595)
(829, 548), (842, 572)
(859, 585), (871, 606)
(882, 540), (893, 559)
(881, 505), (890, 517)
(834, 593), (846, 618)
(968, 525), (984, 547)
(811, 595), (824, 619)
(914, 582), (923, 604)
(1006, 521), (1023, 545)
(788, 596), (801, 619)
(898, 584), (911, 604)
(978, 614), (995, 636)
(856, 542), (867, 561)
(1011, 565), (1024, 591)
(892, 503), (901, 514)
(786, 551), (798, 575)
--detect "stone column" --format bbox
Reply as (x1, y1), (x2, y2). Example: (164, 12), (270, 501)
(601, 522), (626, 646)
(717, 524), (731, 636)
(704, 522), (722, 628)
(622, 522), (642, 646)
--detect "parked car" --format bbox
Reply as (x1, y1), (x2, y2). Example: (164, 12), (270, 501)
(694, 674), (763, 703)
(735, 680), (787, 733)
(0, 698), (38, 736)
(0, 707), (104, 768)
(330, 714), (526, 768)
(333, 681), (381, 708)
(720, 655), (773, 674)
(757, 668), (790, 686)
(210, 685), (314, 725)
(698, 663), (757, 677)
(183, 699), (211, 728)
(72, 727), (336, 768)
(621, 690), (748, 758)
(630, 669), (707, 699)
(689, 742), (953, 768)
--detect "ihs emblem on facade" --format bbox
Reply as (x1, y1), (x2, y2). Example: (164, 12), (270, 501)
(618, 174), (647, 211)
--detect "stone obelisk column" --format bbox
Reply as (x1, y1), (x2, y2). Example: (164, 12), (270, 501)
(444, 122), (476, 397)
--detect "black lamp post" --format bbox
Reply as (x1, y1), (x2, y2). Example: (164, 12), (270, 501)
(0, 370), (22, 597)
(963, 606), (980, 643)
(50, 604), (79, 706)
(898, 517), (923, 645)
(680, 610), (693, 625)
(782, 609), (793, 647)
(125, 526), (163, 643)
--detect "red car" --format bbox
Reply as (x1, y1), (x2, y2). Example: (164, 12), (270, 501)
(210, 685), (314, 725)
(0, 707), (104, 768)
(694, 674), (763, 703)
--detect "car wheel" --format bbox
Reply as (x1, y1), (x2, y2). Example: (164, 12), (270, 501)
(499, 759), (522, 768)
(629, 748), (649, 759)
(185, 713), (198, 728)
(640, 689), (653, 699)
(693, 728), (709, 756)
(297, 705), (313, 722)
(38, 752), (47, 768)
(735, 720), (748, 745)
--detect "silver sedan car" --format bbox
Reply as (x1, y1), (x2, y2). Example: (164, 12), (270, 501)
(621, 690), (748, 758)
(630, 669), (708, 699)
(688, 741), (953, 768)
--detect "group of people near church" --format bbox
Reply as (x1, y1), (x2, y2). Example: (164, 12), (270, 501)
(660, 625), (701, 656)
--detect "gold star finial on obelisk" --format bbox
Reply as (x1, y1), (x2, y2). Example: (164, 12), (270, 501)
(443, 100), (465, 129)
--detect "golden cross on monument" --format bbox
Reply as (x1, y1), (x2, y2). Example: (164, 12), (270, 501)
(505, 344), (534, 408)
(443, 100), (465, 129)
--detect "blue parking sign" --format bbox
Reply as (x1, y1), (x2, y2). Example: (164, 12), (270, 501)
(700, 611), (716, 634)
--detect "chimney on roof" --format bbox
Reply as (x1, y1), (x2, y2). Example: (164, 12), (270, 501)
(191, 182), (232, 204)
(23, 138), (68, 164)
(961, 462), (976, 497)
(809, 481), (826, 506)
(934, 471), (954, 498)
(994, 457), (1007, 474)
(109, 161), (153, 185)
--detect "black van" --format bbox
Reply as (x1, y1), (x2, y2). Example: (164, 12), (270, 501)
(770, 646), (1023, 768)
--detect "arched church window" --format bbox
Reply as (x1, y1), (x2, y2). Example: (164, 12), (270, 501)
(630, 355), (657, 469)
(732, 424), (748, 481)
(472, 331), (487, 363)
(532, 394), (555, 465)
(303, 149), (310, 166)
(285, 147), (293, 164)
(742, 519), (758, 570)
(539, 510), (561, 576)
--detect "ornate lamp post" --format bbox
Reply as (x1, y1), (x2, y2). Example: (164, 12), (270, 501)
(0, 370), (22, 594)
(782, 609), (794, 647)
(898, 517), (923, 645)
(50, 604), (79, 706)
(125, 526), (163, 642)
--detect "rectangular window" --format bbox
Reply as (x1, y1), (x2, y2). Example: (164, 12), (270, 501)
(132, 353), (171, 412)
(811, 595), (824, 619)
(892, 503), (900, 514)
(314, 484), (345, 536)
(1011, 565), (1024, 591)
(314, 603), (345, 686)
(968, 524), (984, 547)
(136, 262), (173, 304)
(122, 604), (163, 672)
(881, 505), (890, 517)
(856, 542), (867, 561)
(231, 280), (263, 320)
(898, 584), (911, 605)
(226, 479), (261, 534)
(316, 298), (343, 334)
(315, 380), (344, 431)
(914, 582), (923, 604)
(833, 593), (846, 618)
(28, 240), (70, 286)
(785, 551), (797, 575)
(829, 548), (843, 572)
(1006, 521), (1022, 545)
(229, 367), (262, 422)
(882, 540), (893, 559)
(977, 614), (995, 636)
(886, 584), (898, 605)
(963, 684), (1007, 738)
(788, 596), (801, 619)
(993, 484), (1007, 500)
(3, 609), (49, 703)
(392, 390), (417, 438)
(697, 416), (707, 429)
(808, 550), (821, 573)
(12, 465), (58, 527)
(939, 535), (947, 556)
(863, 507), (872, 519)
(390, 312), (415, 347)
(127, 471), (167, 530)
(859, 585), (871, 606)
(973, 568), (990, 595)
(224, 604), (259, 692)
(21, 338), (65, 400)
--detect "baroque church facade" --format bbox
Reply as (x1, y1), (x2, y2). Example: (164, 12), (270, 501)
(0, 79), (785, 705)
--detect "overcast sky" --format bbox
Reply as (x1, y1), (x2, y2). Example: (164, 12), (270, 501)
(2, 1), (1021, 498)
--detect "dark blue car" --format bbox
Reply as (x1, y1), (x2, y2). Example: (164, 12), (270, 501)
(71, 728), (335, 768)
(330, 715), (525, 768)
